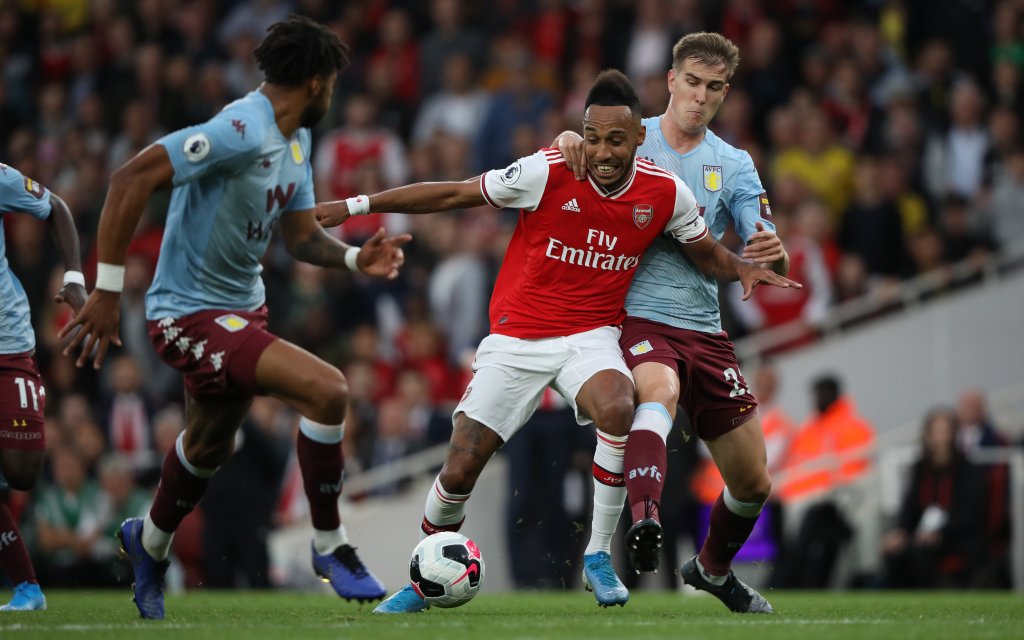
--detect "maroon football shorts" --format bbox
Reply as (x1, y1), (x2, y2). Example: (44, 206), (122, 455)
(0, 352), (46, 451)
(147, 306), (278, 403)
(619, 316), (757, 440)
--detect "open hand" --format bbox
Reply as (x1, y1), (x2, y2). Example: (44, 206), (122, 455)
(58, 290), (123, 369)
(738, 263), (802, 301)
(356, 228), (413, 280)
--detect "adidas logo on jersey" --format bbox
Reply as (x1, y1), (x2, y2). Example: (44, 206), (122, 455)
(561, 198), (581, 213)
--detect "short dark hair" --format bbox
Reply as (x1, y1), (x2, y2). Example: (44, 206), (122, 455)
(584, 69), (641, 117)
(253, 15), (349, 86)
(672, 32), (740, 79)
(812, 374), (841, 398)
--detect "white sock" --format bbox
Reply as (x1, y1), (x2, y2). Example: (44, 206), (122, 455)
(299, 416), (344, 444)
(313, 525), (350, 555)
(142, 513), (174, 561)
(696, 556), (728, 586)
(585, 430), (627, 556)
(723, 486), (765, 517)
(421, 475), (470, 540)
(632, 402), (673, 441)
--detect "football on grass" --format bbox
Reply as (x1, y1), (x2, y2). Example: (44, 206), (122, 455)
(410, 532), (484, 608)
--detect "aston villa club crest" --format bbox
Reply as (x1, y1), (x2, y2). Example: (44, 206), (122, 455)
(633, 204), (654, 229)
(703, 165), (723, 192)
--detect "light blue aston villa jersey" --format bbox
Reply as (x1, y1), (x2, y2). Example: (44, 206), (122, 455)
(146, 90), (315, 320)
(626, 116), (775, 333)
(0, 164), (52, 354)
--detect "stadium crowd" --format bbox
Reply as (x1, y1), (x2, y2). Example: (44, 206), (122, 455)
(0, 0), (1021, 589)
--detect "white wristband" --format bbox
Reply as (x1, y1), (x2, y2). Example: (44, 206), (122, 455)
(63, 270), (85, 287)
(344, 247), (361, 272)
(95, 263), (125, 292)
(345, 195), (371, 216)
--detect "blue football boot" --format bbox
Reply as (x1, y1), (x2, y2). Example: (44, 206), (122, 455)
(0, 582), (46, 611)
(582, 551), (629, 607)
(311, 542), (386, 602)
(373, 584), (429, 614)
(117, 518), (169, 619)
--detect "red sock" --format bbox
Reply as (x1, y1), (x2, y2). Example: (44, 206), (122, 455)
(0, 503), (35, 584)
(624, 429), (667, 524)
(149, 447), (211, 532)
(296, 431), (343, 531)
(698, 492), (759, 575)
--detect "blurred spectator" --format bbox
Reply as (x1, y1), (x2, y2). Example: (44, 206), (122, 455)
(503, 391), (584, 589)
(411, 53), (489, 149)
(369, 9), (420, 107)
(779, 375), (876, 503)
(419, 0), (485, 98)
(202, 398), (291, 589)
(217, 0), (291, 49)
(937, 195), (996, 273)
(96, 453), (150, 542)
(956, 389), (1008, 453)
(729, 204), (832, 348)
(475, 45), (553, 171)
(426, 213), (491, 367)
(985, 147), (1024, 251)
(838, 155), (906, 280)
(100, 354), (154, 471)
(924, 80), (991, 201)
(881, 407), (989, 588)
(33, 448), (118, 587)
(775, 375), (875, 588)
(313, 93), (410, 243)
(624, 0), (672, 84)
(773, 108), (855, 221)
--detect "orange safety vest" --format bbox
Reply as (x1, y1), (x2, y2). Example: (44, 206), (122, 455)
(776, 397), (875, 503)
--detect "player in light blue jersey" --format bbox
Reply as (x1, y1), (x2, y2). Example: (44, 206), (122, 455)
(63, 16), (409, 620)
(556, 33), (792, 613)
(0, 164), (86, 611)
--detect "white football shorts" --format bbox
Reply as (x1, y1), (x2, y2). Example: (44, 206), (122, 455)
(454, 325), (634, 441)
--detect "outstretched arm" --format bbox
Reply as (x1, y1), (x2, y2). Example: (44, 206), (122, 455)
(60, 144), (174, 368)
(315, 178), (486, 228)
(45, 193), (87, 313)
(681, 234), (802, 301)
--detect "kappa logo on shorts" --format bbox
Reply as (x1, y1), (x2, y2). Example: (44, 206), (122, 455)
(215, 314), (249, 332)
(460, 386), (472, 402)
(628, 340), (653, 356)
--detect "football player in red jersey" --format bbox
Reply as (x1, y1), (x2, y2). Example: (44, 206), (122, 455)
(318, 69), (799, 613)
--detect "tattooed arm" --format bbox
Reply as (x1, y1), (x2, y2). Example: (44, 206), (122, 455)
(278, 210), (411, 279)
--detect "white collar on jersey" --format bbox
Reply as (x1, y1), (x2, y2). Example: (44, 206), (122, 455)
(586, 157), (637, 199)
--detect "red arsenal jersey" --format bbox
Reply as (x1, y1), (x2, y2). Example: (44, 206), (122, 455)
(480, 149), (708, 339)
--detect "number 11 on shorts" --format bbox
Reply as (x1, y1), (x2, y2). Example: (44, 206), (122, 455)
(13, 377), (39, 411)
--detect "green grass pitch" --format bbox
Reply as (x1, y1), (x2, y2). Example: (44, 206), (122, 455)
(1, 590), (1022, 640)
